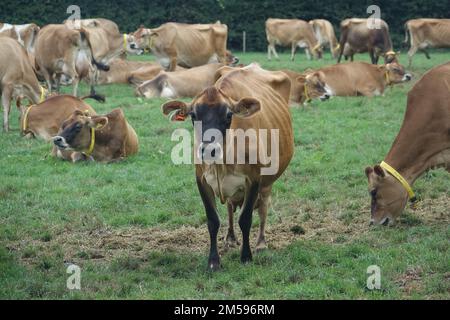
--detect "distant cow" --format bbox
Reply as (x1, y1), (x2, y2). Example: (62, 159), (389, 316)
(134, 22), (231, 71)
(404, 19), (450, 67)
(312, 62), (411, 97)
(53, 108), (139, 163)
(0, 22), (40, 54)
(309, 19), (340, 58)
(266, 18), (322, 61)
(34, 24), (109, 97)
(281, 69), (332, 105)
(20, 94), (98, 140)
(1, 37), (45, 132)
(136, 63), (224, 99)
(162, 64), (294, 270)
(365, 62), (450, 226)
(337, 18), (395, 64)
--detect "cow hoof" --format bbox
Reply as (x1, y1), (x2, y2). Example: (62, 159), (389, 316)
(240, 253), (253, 264)
(255, 241), (267, 253)
(208, 260), (221, 272)
(224, 233), (240, 249)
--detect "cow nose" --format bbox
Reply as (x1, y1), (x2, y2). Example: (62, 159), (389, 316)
(404, 74), (412, 81)
(130, 43), (136, 49)
(381, 217), (390, 226)
(53, 136), (63, 144)
(197, 142), (223, 162)
(321, 94), (330, 101)
(369, 219), (374, 226)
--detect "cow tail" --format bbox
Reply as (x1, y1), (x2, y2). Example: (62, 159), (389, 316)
(79, 29), (110, 72)
(80, 93), (106, 103)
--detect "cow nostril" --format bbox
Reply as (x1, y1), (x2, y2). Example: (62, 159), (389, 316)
(382, 218), (390, 226)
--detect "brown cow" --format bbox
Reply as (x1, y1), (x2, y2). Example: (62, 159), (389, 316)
(134, 22), (233, 71)
(337, 18), (395, 64)
(20, 94), (98, 141)
(161, 63), (294, 270)
(404, 19), (450, 67)
(0, 23), (40, 54)
(53, 108), (139, 163)
(136, 63), (224, 99)
(281, 69), (331, 105)
(34, 24), (109, 98)
(365, 62), (450, 226)
(1, 37), (45, 132)
(312, 62), (411, 97)
(309, 19), (340, 58)
(266, 18), (322, 61)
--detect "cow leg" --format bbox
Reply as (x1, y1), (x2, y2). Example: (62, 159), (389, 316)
(271, 45), (279, 60)
(239, 182), (260, 264)
(1, 85), (13, 132)
(225, 201), (239, 248)
(267, 45), (271, 60)
(408, 46), (418, 68)
(369, 49), (376, 64)
(72, 75), (80, 97)
(196, 177), (221, 271)
(420, 48), (431, 59)
(256, 186), (271, 252)
(305, 48), (312, 60)
(290, 43), (297, 61)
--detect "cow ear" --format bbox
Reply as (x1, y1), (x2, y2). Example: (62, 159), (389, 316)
(232, 97), (261, 118)
(365, 166), (374, 178)
(373, 165), (386, 178)
(161, 100), (190, 122)
(296, 75), (306, 83)
(214, 66), (235, 82)
(89, 116), (109, 130)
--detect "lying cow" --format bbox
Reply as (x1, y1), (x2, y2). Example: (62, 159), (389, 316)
(312, 62), (411, 97)
(309, 19), (340, 58)
(92, 58), (163, 85)
(1, 37), (45, 132)
(365, 62), (450, 226)
(20, 94), (98, 140)
(266, 18), (322, 61)
(162, 64), (294, 270)
(404, 19), (450, 67)
(53, 108), (139, 163)
(337, 18), (395, 64)
(134, 21), (233, 71)
(136, 63), (224, 99)
(281, 69), (332, 105)
(34, 24), (109, 97)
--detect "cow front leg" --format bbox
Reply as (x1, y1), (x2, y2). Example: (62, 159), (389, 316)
(407, 46), (418, 68)
(420, 48), (431, 59)
(256, 186), (271, 252)
(290, 43), (297, 61)
(1, 86), (12, 132)
(239, 182), (260, 264)
(196, 177), (221, 271)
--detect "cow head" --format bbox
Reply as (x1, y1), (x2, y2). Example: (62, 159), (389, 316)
(383, 51), (400, 64)
(311, 45), (323, 60)
(365, 165), (409, 226)
(162, 87), (261, 162)
(380, 63), (412, 84)
(297, 71), (332, 103)
(225, 50), (240, 66)
(124, 34), (144, 55)
(133, 27), (154, 52)
(53, 111), (108, 152)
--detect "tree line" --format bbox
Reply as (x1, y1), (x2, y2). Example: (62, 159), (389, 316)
(2, 0), (449, 51)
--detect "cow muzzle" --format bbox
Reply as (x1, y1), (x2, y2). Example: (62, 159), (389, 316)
(53, 136), (69, 149)
(197, 142), (223, 163)
(320, 93), (330, 101)
(403, 73), (412, 82)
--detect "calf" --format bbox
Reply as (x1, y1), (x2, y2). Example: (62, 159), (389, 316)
(1, 37), (44, 132)
(365, 62), (450, 226)
(162, 64), (294, 270)
(53, 108), (138, 163)
(136, 63), (224, 99)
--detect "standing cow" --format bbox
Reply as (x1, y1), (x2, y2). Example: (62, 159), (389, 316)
(404, 19), (450, 67)
(337, 18), (396, 64)
(134, 22), (230, 71)
(365, 62), (450, 226)
(266, 18), (322, 61)
(0, 22), (40, 54)
(162, 64), (294, 270)
(309, 19), (340, 58)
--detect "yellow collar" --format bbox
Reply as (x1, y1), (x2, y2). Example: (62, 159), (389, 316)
(304, 84), (311, 102)
(22, 104), (34, 132)
(334, 44), (341, 50)
(385, 71), (391, 86)
(312, 43), (321, 52)
(40, 86), (46, 102)
(380, 161), (417, 203)
(84, 128), (96, 157)
(123, 34), (127, 51)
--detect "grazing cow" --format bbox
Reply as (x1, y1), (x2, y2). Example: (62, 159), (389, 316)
(136, 63), (224, 99)
(312, 62), (411, 97)
(34, 24), (109, 97)
(404, 19), (450, 67)
(133, 22), (233, 71)
(20, 94), (98, 140)
(266, 18), (322, 61)
(309, 19), (340, 58)
(281, 69), (332, 105)
(53, 108), (139, 163)
(337, 18), (395, 64)
(0, 22), (40, 54)
(0, 37), (45, 132)
(365, 62), (450, 226)
(92, 58), (163, 85)
(161, 64), (294, 270)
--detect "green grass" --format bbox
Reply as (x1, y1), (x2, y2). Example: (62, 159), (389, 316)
(0, 51), (449, 299)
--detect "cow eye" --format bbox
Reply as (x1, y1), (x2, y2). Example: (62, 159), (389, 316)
(370, 189), (377, 198)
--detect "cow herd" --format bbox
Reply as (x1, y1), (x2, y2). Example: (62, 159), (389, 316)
(0, 16), (449, 270)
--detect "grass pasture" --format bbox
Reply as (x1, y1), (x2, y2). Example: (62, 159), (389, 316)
(0, 51), (449, 299)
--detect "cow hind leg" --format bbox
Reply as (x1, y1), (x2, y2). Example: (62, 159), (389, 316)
(407, 46), (418, 68)
(256, 187), (272, 252)
(1, 86), (13, 132)
(420, 48), (431, 59)
(225, 201), (240, 249)
(238, 182), (260, 264)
